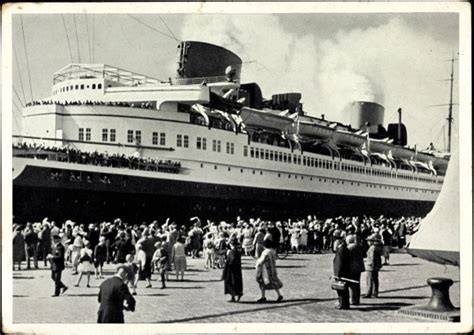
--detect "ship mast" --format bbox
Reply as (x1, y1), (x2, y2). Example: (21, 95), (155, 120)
(447, 55), (455, 153)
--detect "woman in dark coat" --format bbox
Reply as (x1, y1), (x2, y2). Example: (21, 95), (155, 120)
(13, 225), (26, 270)
(222, 238), (243, 302)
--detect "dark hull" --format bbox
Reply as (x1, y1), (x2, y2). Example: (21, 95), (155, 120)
(13, 165), (435, 223)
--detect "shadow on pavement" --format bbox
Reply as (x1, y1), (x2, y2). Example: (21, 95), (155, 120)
(158, 298), (332, 323)
(13, 276), (35, 280)
(66, 293), (98, 297)
(385, 263), (421, 266)
(178, 279), (222, 283)
(13, 295), (29, 298)
(351, 302), (411, 312)
(378, 295), (426, 300)
(141, 293), (169, 297)
(163, 286), (204, 290)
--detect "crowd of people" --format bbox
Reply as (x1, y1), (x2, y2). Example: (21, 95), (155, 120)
(14, 142), (181, 174)
(25, 99), (156, 110)
(12, 214), (422, 321)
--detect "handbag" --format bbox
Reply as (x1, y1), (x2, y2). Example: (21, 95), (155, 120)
(331, 279), (348, 291)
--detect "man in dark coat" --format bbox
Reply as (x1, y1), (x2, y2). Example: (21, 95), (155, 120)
(222, 238), (243, 302)
(97, 265), (136, 323)
(47, 235), (68, 297)
(346, 235), (365, 305)
(332, 239), (350, 309)
(268, 222), (281, 250)
(111, 232), (133, 263)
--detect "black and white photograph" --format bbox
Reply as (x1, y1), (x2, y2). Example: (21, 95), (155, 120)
(2, 2), (471, 333)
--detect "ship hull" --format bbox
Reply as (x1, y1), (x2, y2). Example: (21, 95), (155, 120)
(13, 164), (435, 223)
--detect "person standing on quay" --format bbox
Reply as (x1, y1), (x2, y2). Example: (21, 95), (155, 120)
(171, 236), (187, 281)
(332, 238), (350, 309)
(97, 265), (136, 323)
(346, 235), (365, 305)
(47, 235), (68, 297)
(222, 238), (243, 302)
(255, 239), (283, 303)
(13, 224), (26, 271)
(363, 234), (383, 298)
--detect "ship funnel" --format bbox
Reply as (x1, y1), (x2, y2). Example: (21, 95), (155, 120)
(347, 101), (385, 133)
(176, 41), (242, 85)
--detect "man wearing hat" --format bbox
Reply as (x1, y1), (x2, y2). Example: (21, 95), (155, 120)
(47, 235), (68, 297)
(332, 238), (351, 309)
(363, 234), (383, 298)
(97, 265), (136, 323)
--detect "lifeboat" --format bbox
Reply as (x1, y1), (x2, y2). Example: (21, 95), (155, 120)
(298, 116), (335, 140)
(332, 129), (367, 148)
(239, 107), (294, 132)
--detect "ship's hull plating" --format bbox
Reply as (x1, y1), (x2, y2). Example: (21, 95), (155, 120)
(13, 164), (435, 223)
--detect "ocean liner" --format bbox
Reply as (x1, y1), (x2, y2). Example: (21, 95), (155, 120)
(13, 41), (450, 223)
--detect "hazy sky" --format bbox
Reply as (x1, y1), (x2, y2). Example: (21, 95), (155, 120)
(11, 12), (459, 150)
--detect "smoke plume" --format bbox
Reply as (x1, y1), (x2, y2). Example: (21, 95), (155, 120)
(180, 15), (456, 147)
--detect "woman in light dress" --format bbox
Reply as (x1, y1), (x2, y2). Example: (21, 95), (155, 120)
(172, 236), (187, 280)
(255, 239), (283, 303)
(74, 241), (94, 287)
(241, 223), (255, 256)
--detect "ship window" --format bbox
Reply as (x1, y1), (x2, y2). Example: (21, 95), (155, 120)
(270, 151), (274, 160)
(127, 130), (134, 143)
(265, 150), (269, 160)
(230, 143), (234, 154)
(92, 84), (96, 89)
(228, 167), (231, 172)
(243, 145), (248, 157)
(298, 156), (301, 165)
(153, 132), (159, 145)
(98, 83), (102, 89)
(260, 148), (264, 159)
(214, 165), (217, 170)
(250, 147), (254, 158)
(102, 128), (108, 142)
(217, 140), (221, 152)
(160, 133), (166, 145)
(135, 131), (142, 144)
(75, 85), (79, 90)
(197, 137), (202, 149)
(87, 85), (90, 89)
(255, 149), (259, 159)
(260, 171), (263, 175)
(81, 84), (84, 90)
(177, 134), (183, 147)
(183, 135), (189, 148)
(85, 128), (91, 141)
(279, 152), (282, 162)
(66, 86), (69, 91)
(78, 128), (84, 141)
(110, 129), (116, 142)
(226, 142), (231, 154)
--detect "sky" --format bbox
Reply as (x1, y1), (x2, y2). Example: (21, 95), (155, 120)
(10, 12), (459, 151)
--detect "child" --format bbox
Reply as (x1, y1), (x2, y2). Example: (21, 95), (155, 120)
(74, 241), (94, 287)
(203, 233), (216, 269)
(124, 254), (138, 295)
(152, 239), (169, 289)
(94, 236), (107, 279)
